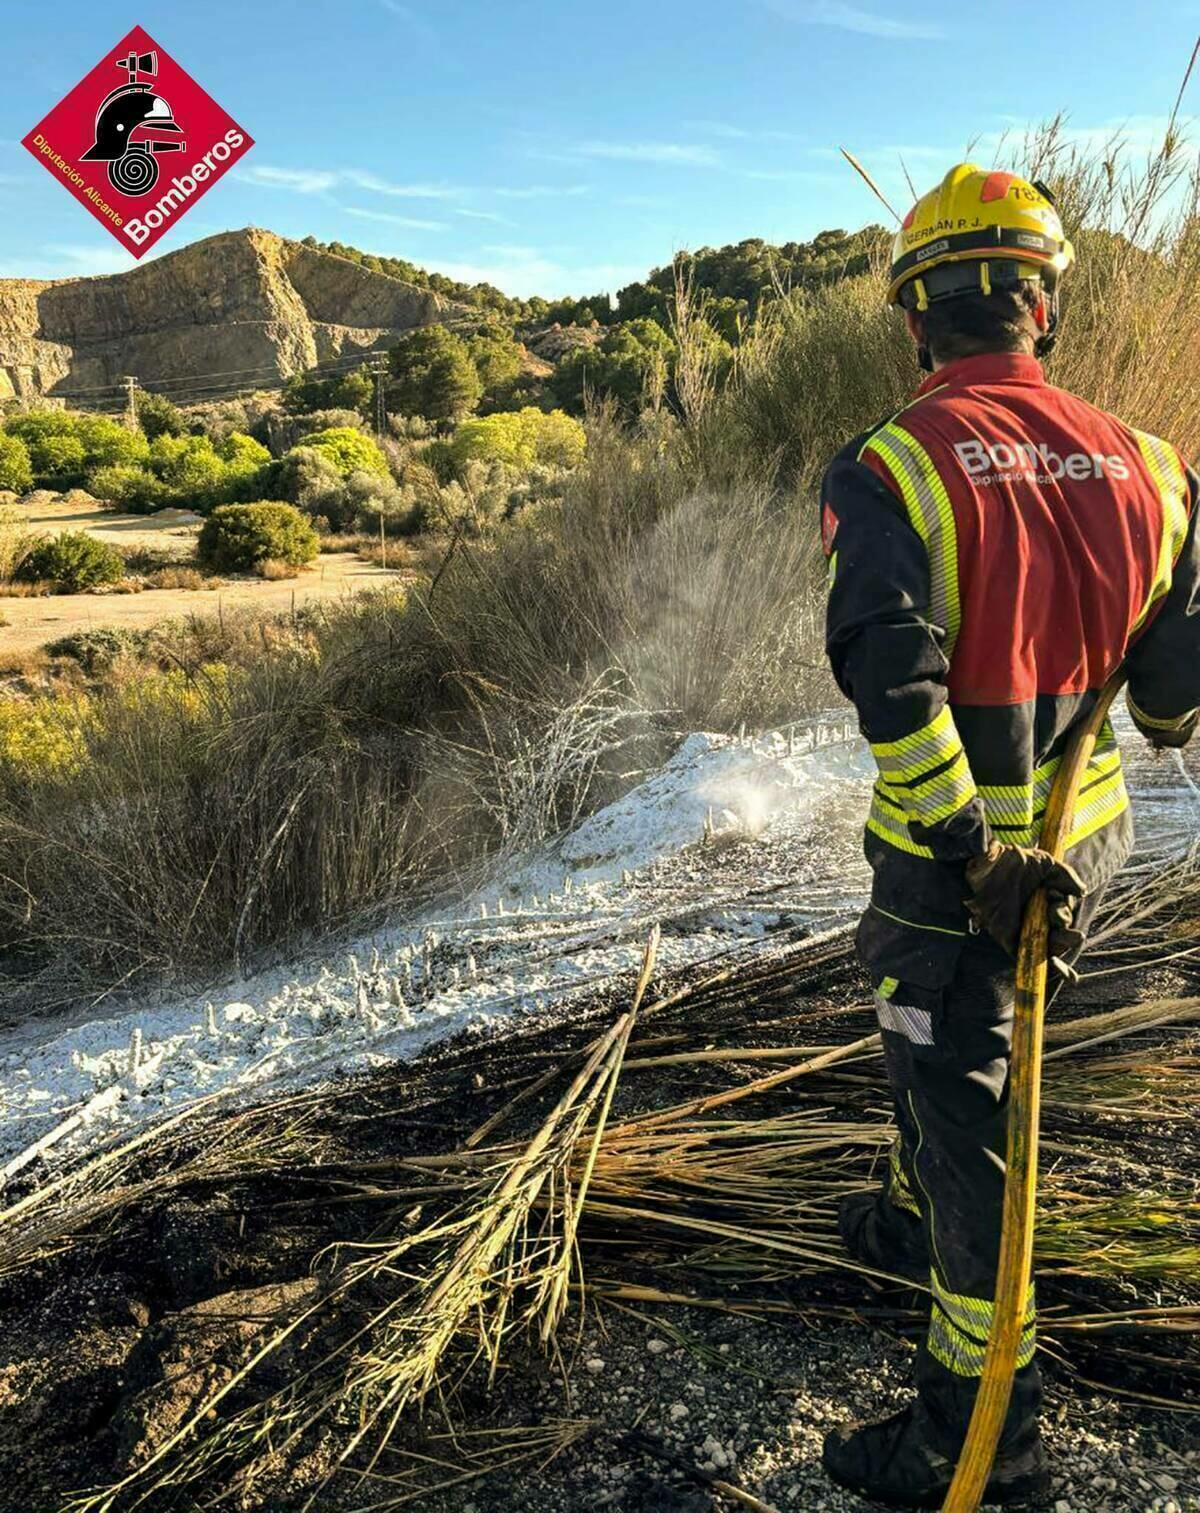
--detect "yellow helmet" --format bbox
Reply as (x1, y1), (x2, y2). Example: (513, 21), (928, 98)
(888, 163), (1074, 311)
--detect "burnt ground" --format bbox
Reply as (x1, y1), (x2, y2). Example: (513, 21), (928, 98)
(0, 921), (1197, 1513)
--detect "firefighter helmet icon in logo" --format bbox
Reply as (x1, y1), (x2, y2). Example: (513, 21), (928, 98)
(22, 25), (253, 257)
(80, 50), (186, 197)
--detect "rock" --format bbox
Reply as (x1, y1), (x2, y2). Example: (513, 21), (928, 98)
(19, 489), (59, 511)
(584, 1357), (605, 1375)
(525, 323), (604, 363)
(1154, 1474), (1178, 1492)
(647, 1338), (668, 1355)
(669, 1401), (689, 1422)
(0, 229), (471, 402)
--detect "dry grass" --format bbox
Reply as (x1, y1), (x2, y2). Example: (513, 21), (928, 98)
(0, 579), (53, 598)
(255, 557), (301, 581)
(0, 649), (50, 680)
(143, 565), (213, 591)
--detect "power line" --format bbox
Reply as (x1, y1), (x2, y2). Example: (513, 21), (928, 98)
(51, 347), (384, 402)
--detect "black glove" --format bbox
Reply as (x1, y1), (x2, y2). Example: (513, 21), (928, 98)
(965, 840), (1085, 967)
(1130, 705), (1198, 751)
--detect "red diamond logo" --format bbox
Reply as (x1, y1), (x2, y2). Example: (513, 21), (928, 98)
(22, 25), (253, 258)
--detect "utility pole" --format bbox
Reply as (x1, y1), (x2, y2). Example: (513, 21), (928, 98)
(371, 353), (388, 440)
(122, 375), (138, 432)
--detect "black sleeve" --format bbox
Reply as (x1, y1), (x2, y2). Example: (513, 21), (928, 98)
(1126, 462), (1200, 741)
(822, 439), (989, 863)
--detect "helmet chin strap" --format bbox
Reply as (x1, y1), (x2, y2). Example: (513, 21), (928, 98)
(1034, 285), (1060, 359)
(917, 343), (934, 373)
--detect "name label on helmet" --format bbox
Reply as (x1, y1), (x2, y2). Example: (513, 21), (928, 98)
(954, 439), (1131, 483)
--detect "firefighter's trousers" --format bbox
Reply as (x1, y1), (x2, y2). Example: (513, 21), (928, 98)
(869, 911), (1097, 1449)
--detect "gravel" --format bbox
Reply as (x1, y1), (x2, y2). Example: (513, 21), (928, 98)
(410, 1298), (1199, 1511)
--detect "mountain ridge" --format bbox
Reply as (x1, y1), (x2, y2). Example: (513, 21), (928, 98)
(0, 227), (467, 403)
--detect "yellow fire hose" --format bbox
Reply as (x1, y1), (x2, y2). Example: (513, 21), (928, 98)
(943, 667), (1127, 1512)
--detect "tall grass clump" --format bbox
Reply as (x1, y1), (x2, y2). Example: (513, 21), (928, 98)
(2, 122), (1199, 1008)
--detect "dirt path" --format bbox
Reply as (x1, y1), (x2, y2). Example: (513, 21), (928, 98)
(17, 492), (206, 555)
(1, 493), (406, 654)
(0, 553), (402, 653)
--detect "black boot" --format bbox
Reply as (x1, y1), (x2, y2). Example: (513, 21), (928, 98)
(821, 1399), (1050, 1509)
(838, 1189), (928, 1284)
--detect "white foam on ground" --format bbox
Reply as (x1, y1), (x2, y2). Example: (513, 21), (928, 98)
(0, 721), (871, 1172)
(0, 711), (1195, 1176)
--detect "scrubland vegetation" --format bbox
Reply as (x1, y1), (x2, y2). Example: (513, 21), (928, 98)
(0, 124), (1198, 1010)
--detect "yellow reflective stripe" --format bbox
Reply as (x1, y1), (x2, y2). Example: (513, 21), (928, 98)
(877, 976), (899, 999)
(1066, 765), (1129, 850)
(870, 705), (958, 770)
(861, 422), (962, 655)
(934, 1277), (1035, 1332)
(928, 1276), (1037, 1378)
(980, 727), (1122, 841)
(928, 1313), (1037, 1376)
(866, 795), (936, 859)
(870, 709), (977, 825)
(905, 749), (978, 825)
(1131, 429), (1190, 635)
(1127, 691), (1198, 732)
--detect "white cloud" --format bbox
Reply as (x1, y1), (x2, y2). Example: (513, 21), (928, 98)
(237, 164), (338, 194)
(235, 165), (464, 200)
(343, 206), (448, 231)
(456, 207), (511, 224)
(341, 170), (462, 200)
(577, 140), (722, 167)
(761, 0), (945, 41)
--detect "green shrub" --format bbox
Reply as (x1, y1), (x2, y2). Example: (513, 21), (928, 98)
(152, 435), (236, 509)
(301, 426), (390, 478)
(46, 626), (151, 674)
(282, 366), (374, 417)
(450, 408), (586, 474)
(74, 415), (150, 469)
(197, 502), (319, 573)
(421, 438), (457, 485)
(276, 445), (352, 527)
(0, 434), (33, 493)
(28, 432), (86, 481)
(388, 326), (483, 423)
(216, 432), (271, 468)
(4, 410), (75, 447)
(87, 463), (164, 513)
(134, 388), (186, 441)
(17, 531), (125, 591)
(342, 468), (410, 531)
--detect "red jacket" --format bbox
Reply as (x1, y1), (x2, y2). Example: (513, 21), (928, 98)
(821, 352), (1199, 979)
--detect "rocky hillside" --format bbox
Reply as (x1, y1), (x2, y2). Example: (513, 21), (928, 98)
(0, 228), (468, 402)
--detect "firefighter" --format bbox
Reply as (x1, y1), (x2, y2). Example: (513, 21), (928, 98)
(818, 163), (1200, 1507)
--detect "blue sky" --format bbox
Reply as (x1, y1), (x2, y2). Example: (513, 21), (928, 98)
(1, 0), (1197, 296)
